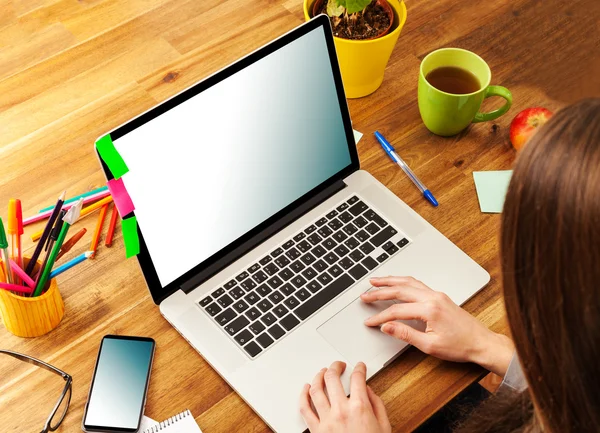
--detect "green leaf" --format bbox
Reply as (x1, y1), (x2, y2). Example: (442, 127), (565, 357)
(344, 0), (372, 14)
(326, 0), (345, 17)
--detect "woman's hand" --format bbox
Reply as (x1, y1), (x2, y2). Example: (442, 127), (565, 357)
(361, 276), (514, 377)
(299, 361), (391, 433)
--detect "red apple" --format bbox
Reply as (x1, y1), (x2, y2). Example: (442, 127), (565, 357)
(509, 107), (553, 150)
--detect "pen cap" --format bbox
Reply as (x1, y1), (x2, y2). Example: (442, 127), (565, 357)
(7, 199), (23, 235)
(0, 218), (7, 248)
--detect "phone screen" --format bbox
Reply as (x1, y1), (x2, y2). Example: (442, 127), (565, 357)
(83, 336), (155, 432)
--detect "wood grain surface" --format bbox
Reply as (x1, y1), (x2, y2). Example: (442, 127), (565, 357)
(1, 0), (599, 431)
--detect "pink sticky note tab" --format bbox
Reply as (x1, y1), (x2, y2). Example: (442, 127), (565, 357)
(106, 178), (135, 217)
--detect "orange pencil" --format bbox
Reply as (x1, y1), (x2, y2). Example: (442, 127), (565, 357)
(56, 228), (87, 261)
(89, 204), (109, 258)
(105, 205), (118, 247)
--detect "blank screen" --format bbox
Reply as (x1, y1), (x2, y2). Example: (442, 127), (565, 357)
(85, 338), (154, 430)
(113, 26), (352, 287)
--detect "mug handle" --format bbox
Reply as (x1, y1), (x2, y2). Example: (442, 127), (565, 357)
(472, 85), (513, 123)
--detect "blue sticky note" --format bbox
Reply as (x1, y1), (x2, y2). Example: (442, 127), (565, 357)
(473, 170), (513, 213)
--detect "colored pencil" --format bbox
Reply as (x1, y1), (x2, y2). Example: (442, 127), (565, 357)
(0, 218), (12, 284)
(38, 186), (108, 213)
(24, 189), (110, 227)
(90, 204), (109, 258)
(49, 251), (92, 279)
(105, 205), (118, 247)
(10, 260), (36, 289)
(26, 191), (65, 276)
(36, 210), (66, 287)
(0, 282), (33, 294)
(7, 199), (23, 285)
(56, 228), (87, 261)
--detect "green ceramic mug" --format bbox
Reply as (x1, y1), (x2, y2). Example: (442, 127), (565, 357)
(418, 48), (512, 136)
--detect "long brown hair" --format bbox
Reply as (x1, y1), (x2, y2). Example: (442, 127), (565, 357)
(457, 98), (600, 432)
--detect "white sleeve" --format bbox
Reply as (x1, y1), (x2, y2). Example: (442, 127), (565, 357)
(499, 352), (528, 392)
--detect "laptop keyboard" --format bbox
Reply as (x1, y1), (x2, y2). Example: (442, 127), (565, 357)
(198, 195), (411, 359)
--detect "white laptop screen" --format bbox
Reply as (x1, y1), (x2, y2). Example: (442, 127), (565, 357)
(112, 25), (353, 287)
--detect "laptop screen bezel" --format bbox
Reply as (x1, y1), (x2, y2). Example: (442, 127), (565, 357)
(97, 15), (360, 305)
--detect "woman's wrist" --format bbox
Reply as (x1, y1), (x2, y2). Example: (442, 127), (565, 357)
(470, 331), (515, 377)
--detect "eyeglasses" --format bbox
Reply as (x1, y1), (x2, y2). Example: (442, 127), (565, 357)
(0, 349), (72, 433)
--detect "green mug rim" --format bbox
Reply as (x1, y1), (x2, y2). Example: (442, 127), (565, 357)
(420, 48), (492, 97)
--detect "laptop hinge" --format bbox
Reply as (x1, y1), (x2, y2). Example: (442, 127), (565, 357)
(179, 179), (348, 295)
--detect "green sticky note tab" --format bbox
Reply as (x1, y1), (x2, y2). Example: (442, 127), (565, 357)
(121, 216), (140, 258)
(473, 170), (513, 213)
(96, 134), (129, 179)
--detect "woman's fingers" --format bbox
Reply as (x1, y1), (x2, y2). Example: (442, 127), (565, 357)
(309, 368), (331, 416)
(323, 361), (347, 405)
(370, 276), (432, 291)
(364, 302), (429, 326)
(367, 385), (389, 425)
(349, 362), (369, 403)
(361, 286), (428, 304)
(299, 383), (320, 430)
(381, 321), (428, 348)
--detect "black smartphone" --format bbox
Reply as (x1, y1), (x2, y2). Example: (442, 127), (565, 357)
(82, 335), (156, 432)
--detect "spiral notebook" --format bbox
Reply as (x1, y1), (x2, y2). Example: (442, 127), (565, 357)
(140, 410), (202, 433)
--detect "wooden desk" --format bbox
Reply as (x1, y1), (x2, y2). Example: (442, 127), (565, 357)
(1, 0), (598, 431)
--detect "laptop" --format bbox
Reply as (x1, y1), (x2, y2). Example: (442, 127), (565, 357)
(96, 15), (490, 433)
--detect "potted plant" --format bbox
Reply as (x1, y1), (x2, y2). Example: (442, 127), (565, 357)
(304, 0), (407, 98)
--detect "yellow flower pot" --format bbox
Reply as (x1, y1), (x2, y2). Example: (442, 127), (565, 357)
(304, 0), (407, 98)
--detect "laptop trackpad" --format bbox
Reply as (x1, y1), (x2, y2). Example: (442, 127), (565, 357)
(317, 292), (424, 366)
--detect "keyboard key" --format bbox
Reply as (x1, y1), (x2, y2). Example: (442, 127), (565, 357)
(275, 256), (290, 268)
(342, 223), (358, 236)
(359, 242), (375, 254)
(286, 247), (301, 260)
(323, 238), (337, 250)
(338, 211), (353, 224)
(273, 304), (289, 318)
(317, 273), (333, 286)
(225, 316), (250, 335)
(329, 264), (343, 277)
(354, 216), (367, 228)
(307, 233), (323, 245)
(355, 230), (370, 243)
(256, 284), (272, 297)
(362, 256), (378, 270)
(224, 280), (237, 290)
(311, 245), (326, 258)
(257, 332), (274, 348)
(267, 275), (283, 289)
(199, 296), (212, 307)
(397, 238), (409, 248)
(236, 271), (249, 282)
(365, 210), (388, 228)
(348, 201), (368, 216)
(293, 232), (306, 242)
(344, 237), (360, 250)
(336, 202), (349, 212)
(278, 268), (294, 281)
(371, 226), (398, 247)
(217, 294), (234, 308)
(213, 288), (225, 298)
(313, 259), (328, 272)
(339, 257), (354, 270)
(280, 283), (296, 296)
(291, 275), (307, 288)
(300, 252), (316, 265)
(296, 288), (311, 301)
(268, 324), (286, 340)
(215, 308), (236, 326)
(261, 312), (277, 326)
(297, 240), (312, 253)
(241, 279), (257, 291)
(245, 307), (261, 321)
(245, 292), (260, 305)
(349, 263), (368, 280)
(284, 296), (300, 309)
(280, 314), (300, 331)
(258, 299), (274, 313)
(382, 241), (395, 251)
(347, 196), (359, 205)
(290, 260), (306, 273)
(333, 244), (349, 257)
(377, 252), (389, 263)
(233, 300), (249, 313)
(259, 256), (272, 266)
(386, 245), (399, 255)
(271, 247), (284, 257)
(317, 226), (333, 238)
(349, 250), (365, 262)
(205, 302), (222, 316)
(315, 217), (328, 227)
(264, 263), (279, 276)
(306, 280), (322, 293)
(235, 329), (253, 346)
(332, 231), (348, 243)
(283, 240), (295, 250)
(302, 267), (317, 280)
(252, 270), (268, 284)
(294, 274), (354, 320)
(305, 224), (317, 234)
(249, 321), (266, 335)
(268, 290), (284, 304)
(327, 218), (343, 231)
(244, 341), (262, 357)
(365, 222), (380, 235)
(323, 252), (339, 265)
(230, 286), (245, 299)
(326, 210), (338, 219)
(248, 263), (261, 274)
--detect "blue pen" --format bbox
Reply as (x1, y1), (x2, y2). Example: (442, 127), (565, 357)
(49, 251), (92, 279)
(374, 131), (438, 207)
